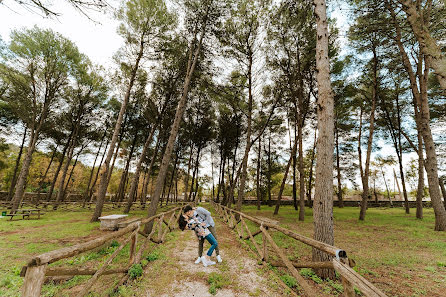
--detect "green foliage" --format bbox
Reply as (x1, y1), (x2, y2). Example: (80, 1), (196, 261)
(110, 240), (119, 248)
(279, 274), (297, 288)
(146, 250), (162, 262)
(128, 263), (143, 279)
(208, 272), (230, 295)
(299, 268), (315, 278)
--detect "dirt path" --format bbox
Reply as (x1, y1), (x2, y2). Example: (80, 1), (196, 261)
(142, 215), (287, 297)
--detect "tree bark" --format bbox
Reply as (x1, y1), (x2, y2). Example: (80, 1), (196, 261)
(35, 144), (58, 199)
(235, 53), (254, 214)
(439, 178), (446, 209)
(256, 135), (262, 210)
(8, 126), (27, 201)
(418, 56), (446, 230)
(359, 47), (378, 221)
(335, 119), (343, 208)
(46, 133), (73, 202)
(298, 110), (305, 221)
(183, 143), (194, 201)
(124, 126), (156, 213)
(312, 0), (335, 279)
(274, 138), (298, 215)
(141, 136), (161, 207)
(117, 131), (138, 202)
(307, 130), (317, 207)
(83, 132), (106, 203)
(91, 39), (145, 222)
(89, 138), (110, 202)
(398, 0), (446, 93)
(55, 122), (80, 206)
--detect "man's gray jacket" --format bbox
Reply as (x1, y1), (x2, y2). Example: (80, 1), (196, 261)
(194, 207), (215, 228)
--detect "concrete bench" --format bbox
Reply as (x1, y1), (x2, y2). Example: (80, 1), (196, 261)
(98, 214), (128, 231)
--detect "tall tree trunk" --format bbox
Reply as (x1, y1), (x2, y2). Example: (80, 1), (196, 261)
(418, 56), (446, 230)
(216, 151), (224, 203)
(91, 40), (144, 222)
(387, 1), (445, 228)
(267, 134), (272, 207)
(83, 133), (106, 203)
(398, 0), (446, 92)
(396, 94), (410, 214)
(210, 146), (215, 201)
(381, 167), (392, 205)
(256, 135), (262, 210)
(190, 145), (202, 202)
(312, 0), (335, 278)
(236, 53), (254, 214)
(359, 47), (378, 221)
(62, 149), (81, 201)
(307, 129), (317, 207)
(117, 132), (138, 202)
(188, 152), (198, 202)
(141, 136), (161, 207)
(89, 138), (110, 202)
(439, 178), (446, 208)
(144, 19), (207, 233)
(35, 144), (58, 198)
(166, 153), (179, 206)
(139, 169), (148, 205)
(10, 126), (40, 212)
(274, 139), (298, 215)
(290, 117), (298, 211)
(55, 122), (80, 206)
(298, 113), (305, 221)
(107, 134), (122, 186)
(46, 133), (73, 202)
(124, 126), (156, 213)
(335, 120), (343, 208)
(8, 126), (27, 201)
(183, 143), (194, 201)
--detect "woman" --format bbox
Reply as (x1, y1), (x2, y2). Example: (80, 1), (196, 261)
(178, 214), (218, 267)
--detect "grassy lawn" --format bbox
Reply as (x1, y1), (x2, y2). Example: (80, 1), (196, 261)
(239, 204), (446, 297)
(0, 205), (174, 297)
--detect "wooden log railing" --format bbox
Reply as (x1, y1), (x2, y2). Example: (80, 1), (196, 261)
(0, 200), (190, 212)
(210, 201), (387, 297)
(21, 204), (187, 297)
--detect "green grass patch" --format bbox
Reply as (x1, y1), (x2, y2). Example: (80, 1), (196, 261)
(208, 272), (230, 295)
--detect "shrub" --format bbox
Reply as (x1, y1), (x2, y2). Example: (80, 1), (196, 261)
(280, 274), (297, 288)
(128, 264), (143, 279)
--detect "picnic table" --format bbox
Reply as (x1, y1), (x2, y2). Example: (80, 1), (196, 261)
(2, 209), (45, 220)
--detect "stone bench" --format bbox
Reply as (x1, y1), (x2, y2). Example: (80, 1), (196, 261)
(98, 214), (128, 231)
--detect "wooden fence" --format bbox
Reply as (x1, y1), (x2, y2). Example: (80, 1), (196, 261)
(1, 200), (189, 212)
(20, 205), (187, 296)
(211, 201), (387, 297)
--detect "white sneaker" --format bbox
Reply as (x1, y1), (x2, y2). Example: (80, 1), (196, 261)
(207, 260), (216, 266)
(194, 257), (201, 264)
(201, 256), (208, 267)
(216, 255), (222, 263)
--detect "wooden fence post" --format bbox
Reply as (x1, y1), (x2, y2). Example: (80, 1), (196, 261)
(21, 264), (47, 297)
(262, 227), (268, 261)
(241, 217), (261, 259)
(260, 226), (316, 297)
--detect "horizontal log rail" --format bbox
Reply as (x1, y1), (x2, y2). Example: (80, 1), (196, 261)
(211, 201), (387, 297)
(21, 204), (188, 297)
(1, 200), (189, 212)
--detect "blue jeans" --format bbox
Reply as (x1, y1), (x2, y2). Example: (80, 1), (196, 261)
(205, 233), (218, 257)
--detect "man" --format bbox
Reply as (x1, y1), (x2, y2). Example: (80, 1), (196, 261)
(183, 205), (222, 264)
